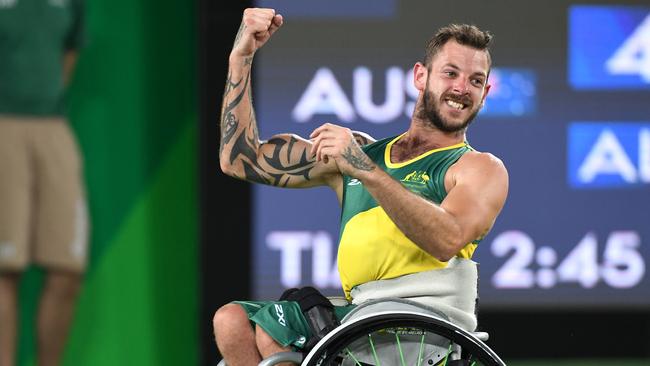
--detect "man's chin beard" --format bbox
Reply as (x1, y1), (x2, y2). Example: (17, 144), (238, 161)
(421, 109), (471, 133)
(417, 91), (479, 133)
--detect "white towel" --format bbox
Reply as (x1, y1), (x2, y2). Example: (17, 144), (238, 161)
(349, 257), (479, 331)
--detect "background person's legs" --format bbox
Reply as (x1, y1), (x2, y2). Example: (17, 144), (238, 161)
(214, 303), (262, 366)
(32, 119), (88, 366)
(0, 273), (19, 366)
(0, 119), (30, 366)
(36, 270), (82, 366)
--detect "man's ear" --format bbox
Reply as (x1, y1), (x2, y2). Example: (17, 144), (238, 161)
(413, 62), (428, 92)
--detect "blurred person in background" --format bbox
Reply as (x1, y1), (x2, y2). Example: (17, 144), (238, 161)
(213, 7), (508, 366)
(0, 0), (88, 365)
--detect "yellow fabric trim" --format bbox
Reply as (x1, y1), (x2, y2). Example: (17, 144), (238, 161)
(457, 243), (478, 259)
(384, 134), (467, 169)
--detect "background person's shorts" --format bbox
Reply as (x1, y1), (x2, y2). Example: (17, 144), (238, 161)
(0, 116), (89, 273)
(235, 300), (355, 350)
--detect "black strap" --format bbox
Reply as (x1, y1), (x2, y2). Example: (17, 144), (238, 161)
(278, 286), (339, 352)
(279, 286), (333, 312)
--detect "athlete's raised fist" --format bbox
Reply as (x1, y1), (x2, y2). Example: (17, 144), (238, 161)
(231, 8), (283, 58)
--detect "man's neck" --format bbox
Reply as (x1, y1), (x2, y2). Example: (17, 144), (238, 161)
(400, 118), (466, 148)
(389, 120), (466, 163)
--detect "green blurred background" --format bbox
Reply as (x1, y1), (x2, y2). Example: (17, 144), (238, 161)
(16, 0), (198, 364)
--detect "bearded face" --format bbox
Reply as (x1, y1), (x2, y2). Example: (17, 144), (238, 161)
(414, 41), (490, 133)
(416, 85), (482, 133)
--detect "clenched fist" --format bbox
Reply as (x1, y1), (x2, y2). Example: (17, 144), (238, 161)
(232, 8), (283, 58)
(310, 123), (377, 178)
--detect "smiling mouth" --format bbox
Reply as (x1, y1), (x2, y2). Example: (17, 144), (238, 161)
(445, 98), (468, 111)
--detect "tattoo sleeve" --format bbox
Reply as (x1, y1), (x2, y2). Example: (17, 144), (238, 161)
(219, 49), (321, 187)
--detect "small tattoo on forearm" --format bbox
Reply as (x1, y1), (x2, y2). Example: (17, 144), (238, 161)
(222, 71), (250, 116)
(342, 143), (375, 171)
(222, 72), (242, 98)
(220, 71), (250, 154)
(220, 112), (239, 154)
(220, 71), (250, 147)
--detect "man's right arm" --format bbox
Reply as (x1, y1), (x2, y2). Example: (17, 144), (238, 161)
(220, 8), (342, 188)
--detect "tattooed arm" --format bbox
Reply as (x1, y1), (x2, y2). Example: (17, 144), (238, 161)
(219, 8), (374, 190)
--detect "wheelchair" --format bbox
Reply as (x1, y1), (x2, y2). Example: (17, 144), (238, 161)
(218, 298), (505, 366)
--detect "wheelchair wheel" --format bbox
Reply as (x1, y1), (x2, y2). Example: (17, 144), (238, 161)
(301, 311), (504, 366)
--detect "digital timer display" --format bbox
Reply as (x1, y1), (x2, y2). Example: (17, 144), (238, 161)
(491, 231), (644, 290)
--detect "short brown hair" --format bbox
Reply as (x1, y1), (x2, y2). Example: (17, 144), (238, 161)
(423, 24), (493, 68)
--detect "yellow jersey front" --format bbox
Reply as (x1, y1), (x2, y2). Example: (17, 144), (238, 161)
(337, 135), (479, 299)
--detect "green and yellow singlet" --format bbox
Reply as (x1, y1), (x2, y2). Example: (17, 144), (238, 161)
(337, 134), (480, 299)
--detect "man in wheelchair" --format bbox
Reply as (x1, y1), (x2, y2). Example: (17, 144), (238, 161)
(216, 7), (508, 366)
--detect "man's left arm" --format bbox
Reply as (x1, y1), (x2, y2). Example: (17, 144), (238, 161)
(311, 124), (508, 261)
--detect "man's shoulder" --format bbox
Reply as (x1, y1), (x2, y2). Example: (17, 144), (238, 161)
(454, 150), (507, 177)
(460, 149), (503, 165)
(450, 150), (506, 172)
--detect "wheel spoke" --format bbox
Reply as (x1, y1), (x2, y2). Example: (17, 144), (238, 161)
(441, 343), (453, 366)
(368, 334), (381, 366)
(395, 332), (406, 366)
(417, 333), (425, 366)
(345, 347), (363, 366)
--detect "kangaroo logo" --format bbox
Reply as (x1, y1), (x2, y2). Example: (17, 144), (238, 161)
(402, 171), (430, 184)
